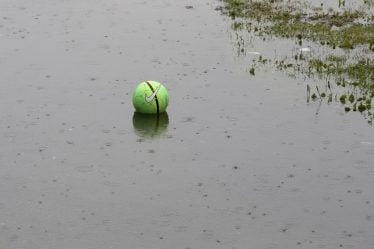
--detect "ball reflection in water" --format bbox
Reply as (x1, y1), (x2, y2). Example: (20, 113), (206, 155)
(132, 112), (169, 139)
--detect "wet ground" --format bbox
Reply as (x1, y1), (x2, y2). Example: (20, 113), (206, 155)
(0, 0), (373, 248)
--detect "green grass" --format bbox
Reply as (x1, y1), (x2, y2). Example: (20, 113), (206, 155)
(219, 0), (374, 124)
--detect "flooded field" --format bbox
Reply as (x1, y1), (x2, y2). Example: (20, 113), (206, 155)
(220, 0), (374, 123)
(0, 0), (373, 248)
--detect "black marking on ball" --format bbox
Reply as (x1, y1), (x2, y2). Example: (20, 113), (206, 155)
(146, 81), (160, 113)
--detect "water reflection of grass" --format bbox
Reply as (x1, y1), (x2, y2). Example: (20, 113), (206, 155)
(218, 0), (373, 124)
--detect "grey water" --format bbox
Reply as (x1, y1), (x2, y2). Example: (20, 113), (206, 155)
(0, 0), (373, 248)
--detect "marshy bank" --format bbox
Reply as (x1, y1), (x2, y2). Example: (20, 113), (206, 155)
(218, 0), (374, 123)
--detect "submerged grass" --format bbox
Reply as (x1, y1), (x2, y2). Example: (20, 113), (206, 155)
(219, 0), (374, 123)
(221, 0), (373, 49)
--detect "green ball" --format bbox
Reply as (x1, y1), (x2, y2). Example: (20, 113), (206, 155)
(132, 81), (169, 114)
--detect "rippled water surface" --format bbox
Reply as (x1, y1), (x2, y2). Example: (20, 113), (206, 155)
(0, 0), (373, 248)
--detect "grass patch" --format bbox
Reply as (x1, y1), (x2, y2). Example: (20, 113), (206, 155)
(218, 0), (374, 124)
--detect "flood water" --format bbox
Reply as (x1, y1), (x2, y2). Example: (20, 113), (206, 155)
(0, 0), (373, 248)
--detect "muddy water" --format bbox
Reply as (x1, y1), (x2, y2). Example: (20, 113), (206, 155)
(0, 0), (373, 248)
